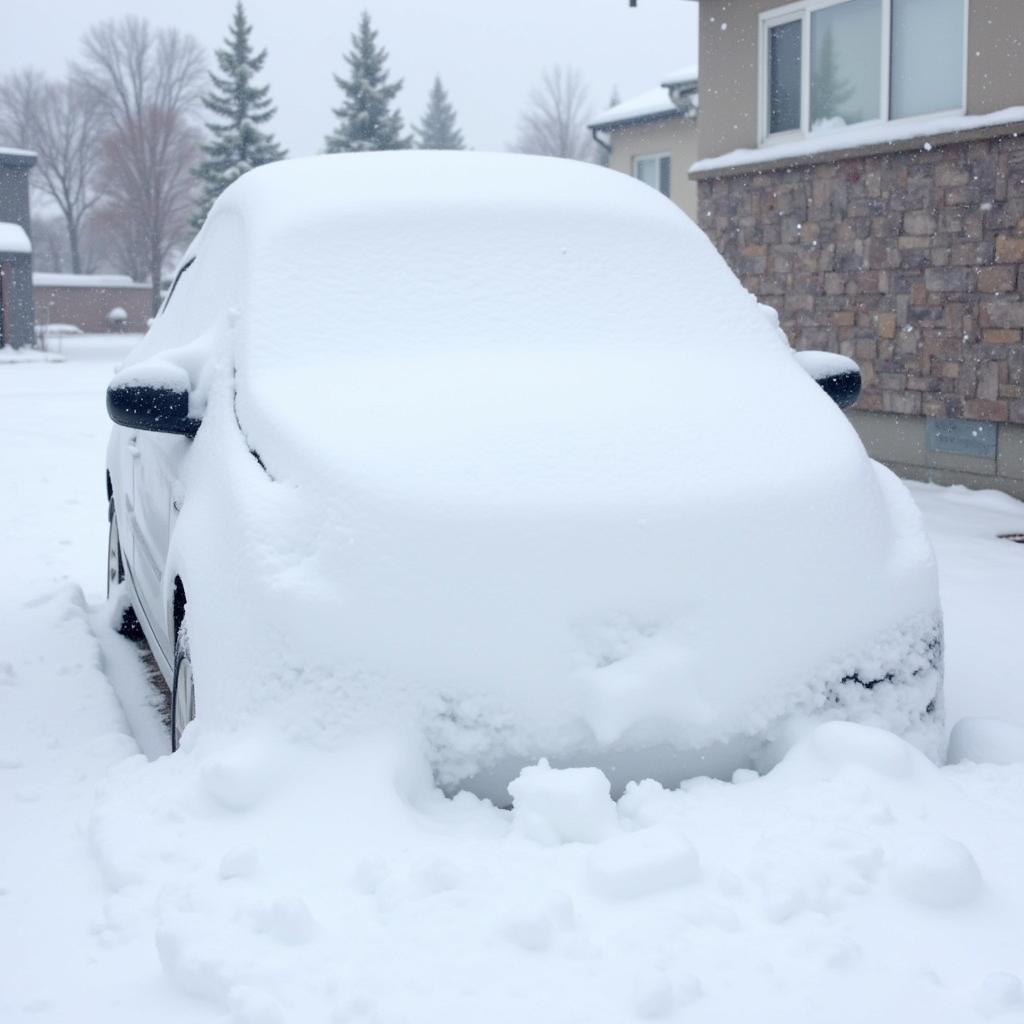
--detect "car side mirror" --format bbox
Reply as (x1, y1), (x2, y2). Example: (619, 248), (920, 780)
(106, 362), (201, 438)
(794, 351), (862, 410)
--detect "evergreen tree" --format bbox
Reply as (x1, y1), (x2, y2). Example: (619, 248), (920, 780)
(193, 2), (286, 229)
(324, 12), (411, 153)
(414, 76), (465, 150)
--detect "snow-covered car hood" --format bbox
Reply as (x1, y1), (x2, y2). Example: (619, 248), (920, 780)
(227, 334), (937, 768)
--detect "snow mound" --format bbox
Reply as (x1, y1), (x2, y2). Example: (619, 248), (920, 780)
(774, 721), (935, 782)
(508, 759), (618, 845)
(887, 834), (983, 909)
(975, 973), (1024, 1018)
(199, 733), (283, 812)
(588, 828), (700, 899)
(948, 717), (1024, 766)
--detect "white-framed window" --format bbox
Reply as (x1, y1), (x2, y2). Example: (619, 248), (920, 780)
(759, 0), (967, 144)
(633, 153), (671, 197)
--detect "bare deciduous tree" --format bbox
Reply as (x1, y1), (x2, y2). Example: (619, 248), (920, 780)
(511, 65), (596, 162)
(77, 16), (205, 306)
(0, 70), (105, 274)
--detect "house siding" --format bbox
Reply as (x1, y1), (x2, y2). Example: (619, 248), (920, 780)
(698, 130), (1024, 495)
(606, 116), (699, 220)
(695, 0), (1024, 161)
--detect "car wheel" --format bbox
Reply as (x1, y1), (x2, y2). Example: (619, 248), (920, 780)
(171, 623), (195, 752)
(107, 502), (144, 640)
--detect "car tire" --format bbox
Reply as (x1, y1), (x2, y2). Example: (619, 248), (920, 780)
(107, 502), (144, 640)
(171, 622), (195, 752)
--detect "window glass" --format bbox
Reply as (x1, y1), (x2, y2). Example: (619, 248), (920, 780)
(891, 0), (964, 119)
(634, 155), (671, 197)
(810, 0), (882, 132)
(768, 19), (802, 134)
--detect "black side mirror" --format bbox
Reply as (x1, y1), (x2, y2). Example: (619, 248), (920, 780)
(794, 351), (862, 410)
(107, 382), (201, 438)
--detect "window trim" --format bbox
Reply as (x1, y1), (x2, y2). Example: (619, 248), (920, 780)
(633, 152), (672, 197)
(757, 0), (968, 147)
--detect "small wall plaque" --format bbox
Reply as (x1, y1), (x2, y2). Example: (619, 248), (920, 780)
(925, 418), (997, 459)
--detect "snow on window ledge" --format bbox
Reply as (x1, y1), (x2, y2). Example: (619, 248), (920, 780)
(690, 106), (1024, 179)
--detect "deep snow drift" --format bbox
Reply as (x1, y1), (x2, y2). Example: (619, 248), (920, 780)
(1, 337), (1024, 1022)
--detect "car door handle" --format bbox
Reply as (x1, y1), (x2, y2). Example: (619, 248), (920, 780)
(127, 442), (141, 458)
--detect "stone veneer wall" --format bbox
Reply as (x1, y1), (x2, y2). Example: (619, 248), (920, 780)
(696, 132), (1024, 427)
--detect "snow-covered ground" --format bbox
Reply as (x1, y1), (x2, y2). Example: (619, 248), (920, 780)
(1, 336), (1023, 1023)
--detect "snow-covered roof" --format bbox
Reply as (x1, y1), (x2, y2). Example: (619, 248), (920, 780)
(691, 105), (1024, 176)
(0, 146), (36, 160)
(33, 272), (150, 290)
(589, 64), (699, 131)
(589, 87), (682, 130)
(661, 64), (699, 89)
(0, 222), (31, 254)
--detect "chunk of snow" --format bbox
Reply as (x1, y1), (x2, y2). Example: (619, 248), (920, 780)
(588, 829), (700, 899)
(200, 736), (281, 812)
(219, 847), (261, 880)
(975, 974), (1024, 1018)
(888, 834), (982, 909)
(948, 717), (1024, 766)
(508, 759), (618, 845)
(632, 967), (674, 1019)
(775, 721), (934, 782)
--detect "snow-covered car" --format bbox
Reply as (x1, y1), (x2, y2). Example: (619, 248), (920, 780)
(105, 152), (942, 798)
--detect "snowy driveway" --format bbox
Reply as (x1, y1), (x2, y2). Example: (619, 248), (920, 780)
(1, 337), (1023, 1023)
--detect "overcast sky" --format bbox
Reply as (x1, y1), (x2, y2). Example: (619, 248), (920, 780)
(5, 0), (698, 155)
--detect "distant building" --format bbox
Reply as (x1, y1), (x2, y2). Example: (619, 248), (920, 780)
(0, 147), (37, 349)
(33, 274), (154, 335)
(589, 67), (699, 220)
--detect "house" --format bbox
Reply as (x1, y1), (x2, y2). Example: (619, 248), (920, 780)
(589, 67), (699, 219)
(0, 147), (37, 349)
(33, 274), (153, 335)
(689, 0), (1024, 498)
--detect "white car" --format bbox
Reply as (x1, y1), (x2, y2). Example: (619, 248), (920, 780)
(105, 152), (941, 799)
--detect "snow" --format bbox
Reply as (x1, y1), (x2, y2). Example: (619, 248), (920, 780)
(590, 65), (698, 131)
(118, 152), (942, 798)
(0, 220), (31, 253)
(794, 349), (860, 379)
(691, 105), (1024, 176)
(660, 64), (699, 88)
(33, 272), (149, 289)
(589, 87), (682, 129)
(35, 322), (83, 338)
(948, 718), (1024, 767)
(1, 337), (1024, 1021)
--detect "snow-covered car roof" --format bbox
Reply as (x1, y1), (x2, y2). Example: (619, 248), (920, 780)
(182, 151), (771, 371)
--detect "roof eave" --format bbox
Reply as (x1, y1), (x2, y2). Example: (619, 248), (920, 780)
(588, 107), (692, 133)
